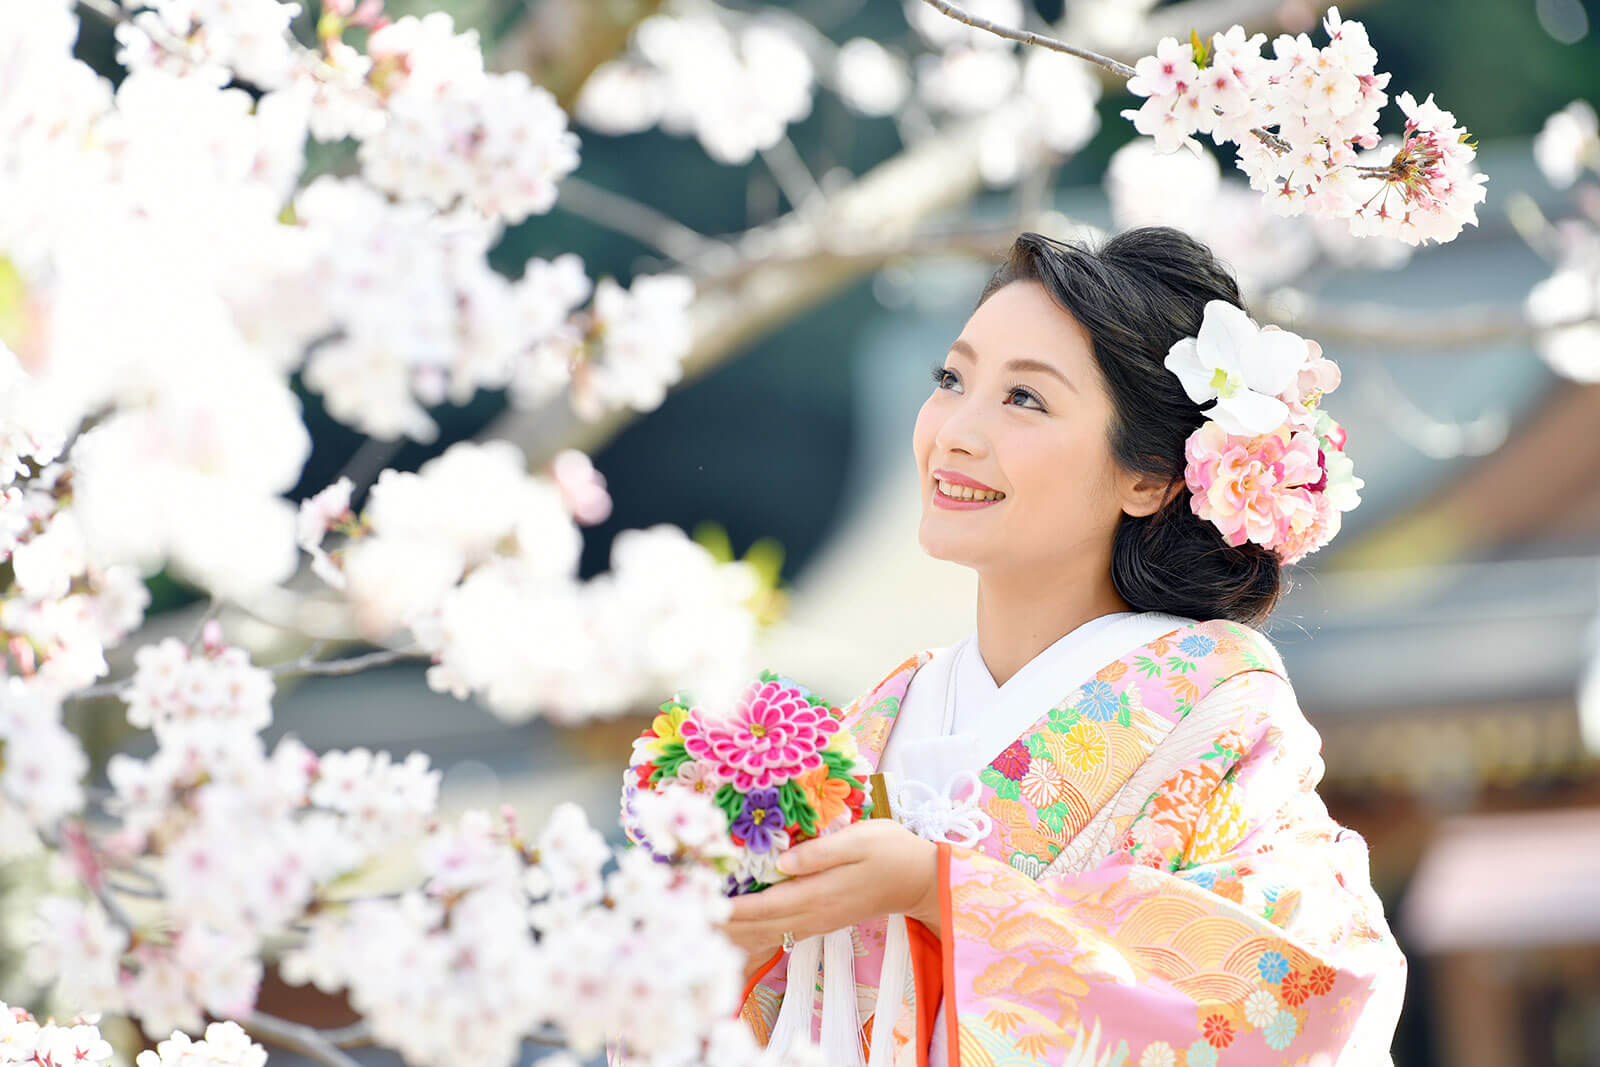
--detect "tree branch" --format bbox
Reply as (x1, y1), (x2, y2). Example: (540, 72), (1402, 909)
(759, 136), (826, 215)
(489, 0), (668, 111)
(555, 175), (735, 271)
(1260, 292), (1591, 348)
(267, 644), (424, 678)
(916, 0), (1136, 78)
(244, 1013), (368, 1067)
(480, 101), (1071, 466)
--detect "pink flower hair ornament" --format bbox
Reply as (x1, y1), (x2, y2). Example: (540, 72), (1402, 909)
(1165, 301), (1363, 564)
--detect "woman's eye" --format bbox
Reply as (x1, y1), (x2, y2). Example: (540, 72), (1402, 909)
(1006, 386), (1044, 409)
(929, 363), (958, 390)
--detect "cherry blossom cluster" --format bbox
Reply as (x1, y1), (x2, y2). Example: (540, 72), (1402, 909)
(1526, 100), (1600, 382)
(904, 0), (1104, 183)
(1, 0), (696, 602)
(1102, 139), (1412, 301)
(16, 624), (790, 1067)
(1166, 301), (1362, 564)
(577, 2), (1102, 187)
(0, 0), (739, 726)
(0, 1003), (266, 1067)
(296, 442), (761, 723)
(1123, 7), (1487, 245)
(0, 465), (150, 699)
(576, 12), (815, 165)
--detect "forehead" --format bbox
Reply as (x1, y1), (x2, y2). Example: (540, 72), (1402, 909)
(961, 280), (1097, 381)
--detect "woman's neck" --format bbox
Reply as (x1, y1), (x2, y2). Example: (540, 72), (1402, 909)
(973, 565), (1131, 687)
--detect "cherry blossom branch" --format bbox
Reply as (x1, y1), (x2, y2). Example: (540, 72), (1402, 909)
(66, 643), (423, 702)
(760, 136), (827, 215)
(1261, 294), (1595, 347)
(243, 1012), (368, 1067)
(918, 0), (1293, 155)
(555, 175), (735, 270)
(267, 643), (423, 678)
(916, 0), (1136, 78)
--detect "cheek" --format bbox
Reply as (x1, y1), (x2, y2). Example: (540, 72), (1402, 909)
(911, 398), (938, 471)
(1007, 423), (1110, 518)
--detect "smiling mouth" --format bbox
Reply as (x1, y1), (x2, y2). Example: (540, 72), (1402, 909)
(934, 478), (1005, 502)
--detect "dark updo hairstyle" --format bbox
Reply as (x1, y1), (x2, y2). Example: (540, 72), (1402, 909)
(975, 227), (1283, 627)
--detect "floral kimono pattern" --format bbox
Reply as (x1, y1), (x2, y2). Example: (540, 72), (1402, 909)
(738, 618), (1406, 1066)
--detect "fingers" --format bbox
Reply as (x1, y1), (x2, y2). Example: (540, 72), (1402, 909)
(728, 877), (808, 922)
(776, 821), (871, 876)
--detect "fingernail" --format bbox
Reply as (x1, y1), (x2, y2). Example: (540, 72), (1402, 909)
(776, 852), (796, 875)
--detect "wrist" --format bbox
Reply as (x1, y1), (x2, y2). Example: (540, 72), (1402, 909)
(903, 838), (942, 931)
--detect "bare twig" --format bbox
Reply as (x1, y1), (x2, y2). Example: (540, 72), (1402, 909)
(244, 1013), (368, 1067)
(919, 0), (1294, 155)
(333, 436), (406, 502)
(268, 643), (423, 679)
(555, 175), (735, 271)
(69, 677), (131, 702)
(760, 136), (826, 215)
(1262, 293), (1595, 348)
(916, 0), (1137, 78)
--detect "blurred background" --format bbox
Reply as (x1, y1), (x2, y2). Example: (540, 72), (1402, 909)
(29, 0), (1600, 1065)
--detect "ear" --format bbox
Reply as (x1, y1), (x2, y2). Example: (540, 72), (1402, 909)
(1118, 469), (1183, 518)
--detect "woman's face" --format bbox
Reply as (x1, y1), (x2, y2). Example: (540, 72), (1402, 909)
(912, 280), (1152, 578)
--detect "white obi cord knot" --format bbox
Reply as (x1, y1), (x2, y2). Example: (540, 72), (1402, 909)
(889, 770), (993, 848)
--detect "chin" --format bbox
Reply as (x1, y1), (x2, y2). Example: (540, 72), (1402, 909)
(917, 520), (980, 567)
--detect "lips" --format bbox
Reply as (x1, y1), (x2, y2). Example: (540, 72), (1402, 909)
(931, 468), (998, 492)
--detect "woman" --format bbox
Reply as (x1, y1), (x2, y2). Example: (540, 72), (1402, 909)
(723, 228), (1407, 1066)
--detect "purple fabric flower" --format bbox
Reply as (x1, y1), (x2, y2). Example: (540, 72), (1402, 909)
(730, 787), (785, 853)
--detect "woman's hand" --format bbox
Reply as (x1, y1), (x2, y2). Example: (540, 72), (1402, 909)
(723, 820), (941, 971)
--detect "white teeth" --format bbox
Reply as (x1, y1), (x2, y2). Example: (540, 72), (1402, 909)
(936, 479), (1004, 502)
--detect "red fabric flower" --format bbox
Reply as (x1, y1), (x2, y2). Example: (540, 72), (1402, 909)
(1202, 1014), (1235, 1048)
(1281, 970), (1311, 1006)
(993, 739), (1031, 780)
(1306, 964), (1337, 996)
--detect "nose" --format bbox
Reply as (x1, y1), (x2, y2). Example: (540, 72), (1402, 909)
(931, 393), (989, 461)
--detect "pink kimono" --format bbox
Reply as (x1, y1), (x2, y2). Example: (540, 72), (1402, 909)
(738, 618), (1407, 1066)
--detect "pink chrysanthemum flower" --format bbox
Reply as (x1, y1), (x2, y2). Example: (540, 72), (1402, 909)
(680, 679), (840, 791)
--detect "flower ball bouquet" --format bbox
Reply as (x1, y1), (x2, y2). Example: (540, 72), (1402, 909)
(621, 671), (874, 894)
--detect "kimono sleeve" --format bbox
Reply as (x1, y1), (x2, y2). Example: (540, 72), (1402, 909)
(936, 670), (1407, 1066)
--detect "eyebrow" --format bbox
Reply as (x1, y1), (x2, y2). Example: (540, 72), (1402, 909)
(948, 338), (1077, 394)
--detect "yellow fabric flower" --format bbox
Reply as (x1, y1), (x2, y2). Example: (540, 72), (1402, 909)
(1185, 780), (1249, 865)
(1060, 722), (1106, 774)
(643, 705), (691, 760)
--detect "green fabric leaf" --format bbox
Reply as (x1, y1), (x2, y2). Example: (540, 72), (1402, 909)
(1046, 706), (1080, 734)
(714, 783), (744, 826)
(993, 777), (1021, 802)
(1025, 733), (1050, 759)
(778, 779), (818, 837)
(1116, 693), (1132, 729)
(820, 749), (856, 779)
(1037, 802), (1068, 833)
(979, 766), (1004, 789)
(1134, 655), (1162, 679)
(651, 741), (693, 781)
(1166, 655), (1196, 675)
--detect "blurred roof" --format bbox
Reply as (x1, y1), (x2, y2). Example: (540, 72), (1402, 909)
(1402, 808), (1600, 952)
